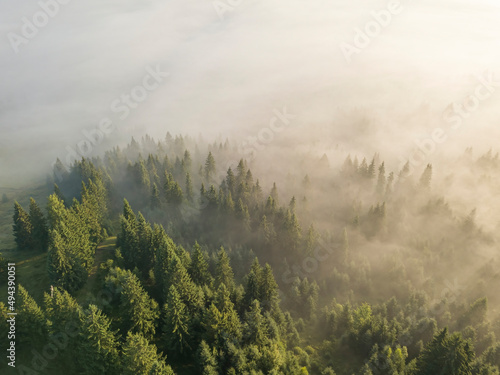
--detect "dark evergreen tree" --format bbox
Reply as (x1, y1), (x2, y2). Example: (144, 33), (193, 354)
(13, 201), (33, 250)
(163, 285), (190, 353)
(185, 172), (194, 202)
(204, 152), (216, 182)
(29, 197), (49, 251)
(189, 242), (212, 286)
(77, 305), (120, 375)
(120, 271), (160, 340)
(121, 332), (175, 375)
(17, 284), (47, 347)
(151, 182), (162, 209)
(215, 247), (234, 290)
(414, 328), (475, 375)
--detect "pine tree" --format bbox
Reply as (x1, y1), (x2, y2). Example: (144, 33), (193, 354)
(198, 340), (218, 375)
(163, 285), (190, 353)
(260, 264), (279, 311)
(368, 158), (376, 179)
(376, 162), (386, 196)
(414, 328), (475, 375)
(183, 150), (192, 173)
(47, 193), (68, 230)
(236, 198), (251, 231)
(223, 191), (235, 213)
(185, 172), (194, 202)
(151, 183), (161, 210)
(77, 305), (120, 375)
(121, 332), (174, 375)
(29, 197), (49, 251)
(120, 272), (160, 340)
(243, 300), (267, 346)
(189, 242), (212, 286)
(215, 247), (234, 290)
(53, 158), (69, 182)
(13, 201), (33, 250)
(165, 255), (202, 311)
(419, 163), (433, 189)
(47, 228), (88, 292)
(17, 284), (47, 347)
(136, 212), (155, 275)
(270, 182), (279, 206)
(204, 152), (216, 182)
(135, 159), (151, 191)
(44, 286), (83, 333)
(226, 168), (236, 196)
(236, 159), (247, 185)
(119, 199), (139, 269)
(244, 270), (261, 309)
(214, 284), (242, 342)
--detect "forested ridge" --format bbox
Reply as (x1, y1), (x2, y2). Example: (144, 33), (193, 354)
(2, 133), (500, 374)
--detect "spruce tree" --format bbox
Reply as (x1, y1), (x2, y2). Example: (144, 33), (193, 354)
(189, 242), (212, 286)
(216, 284), (242, 339)
(260, 264), (279, 311)
(151, 183), (161, 209)
(29, 197), (49, 251)
(226, 168), (236, 196)
(243, 300), (267, 346)
(163, 285), (190, 353)
(198, 340), (218, 375)
(215, 247), (234, 290)
(165, 255), (202, 312)
(17, 284), (47, 347)
(121, 332), (175, 375)
(185, 172), (194, 202)
(120, 272), (160, 340)
(414, 328), (474, 375)
(77, 305), (120, 375)
(13, 201), (33, 250)
(204, 152), (216, 182)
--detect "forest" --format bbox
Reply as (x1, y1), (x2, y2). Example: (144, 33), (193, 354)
(1, 133), (500, 375)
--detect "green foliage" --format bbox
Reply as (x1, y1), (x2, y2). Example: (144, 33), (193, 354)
(163, 285), (190, 353)
(29, 197), (49, 251)
(414, 328), (475, 375)
(17, 284), (47, 347)
(7, 135), (500, 375)
(77, 304), (120, 375)
(13, 201), (33, 250)
(121, 332), (175, 375)
(105, 267), (159, 339)
(189, 242), (212, 286)
(216, 247), (234, 290)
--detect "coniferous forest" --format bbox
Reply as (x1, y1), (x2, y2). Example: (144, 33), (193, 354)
(2, 133), (500, 374)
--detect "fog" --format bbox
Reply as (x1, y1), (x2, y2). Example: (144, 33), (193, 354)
(3, 3), (500, 371)
(1, 0), (500, 187)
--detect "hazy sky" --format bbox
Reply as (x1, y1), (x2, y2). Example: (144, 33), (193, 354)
(1, 0), (500, 184)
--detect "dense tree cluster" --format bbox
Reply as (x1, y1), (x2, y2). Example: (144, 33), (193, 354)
(4, 134), (500, 374)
